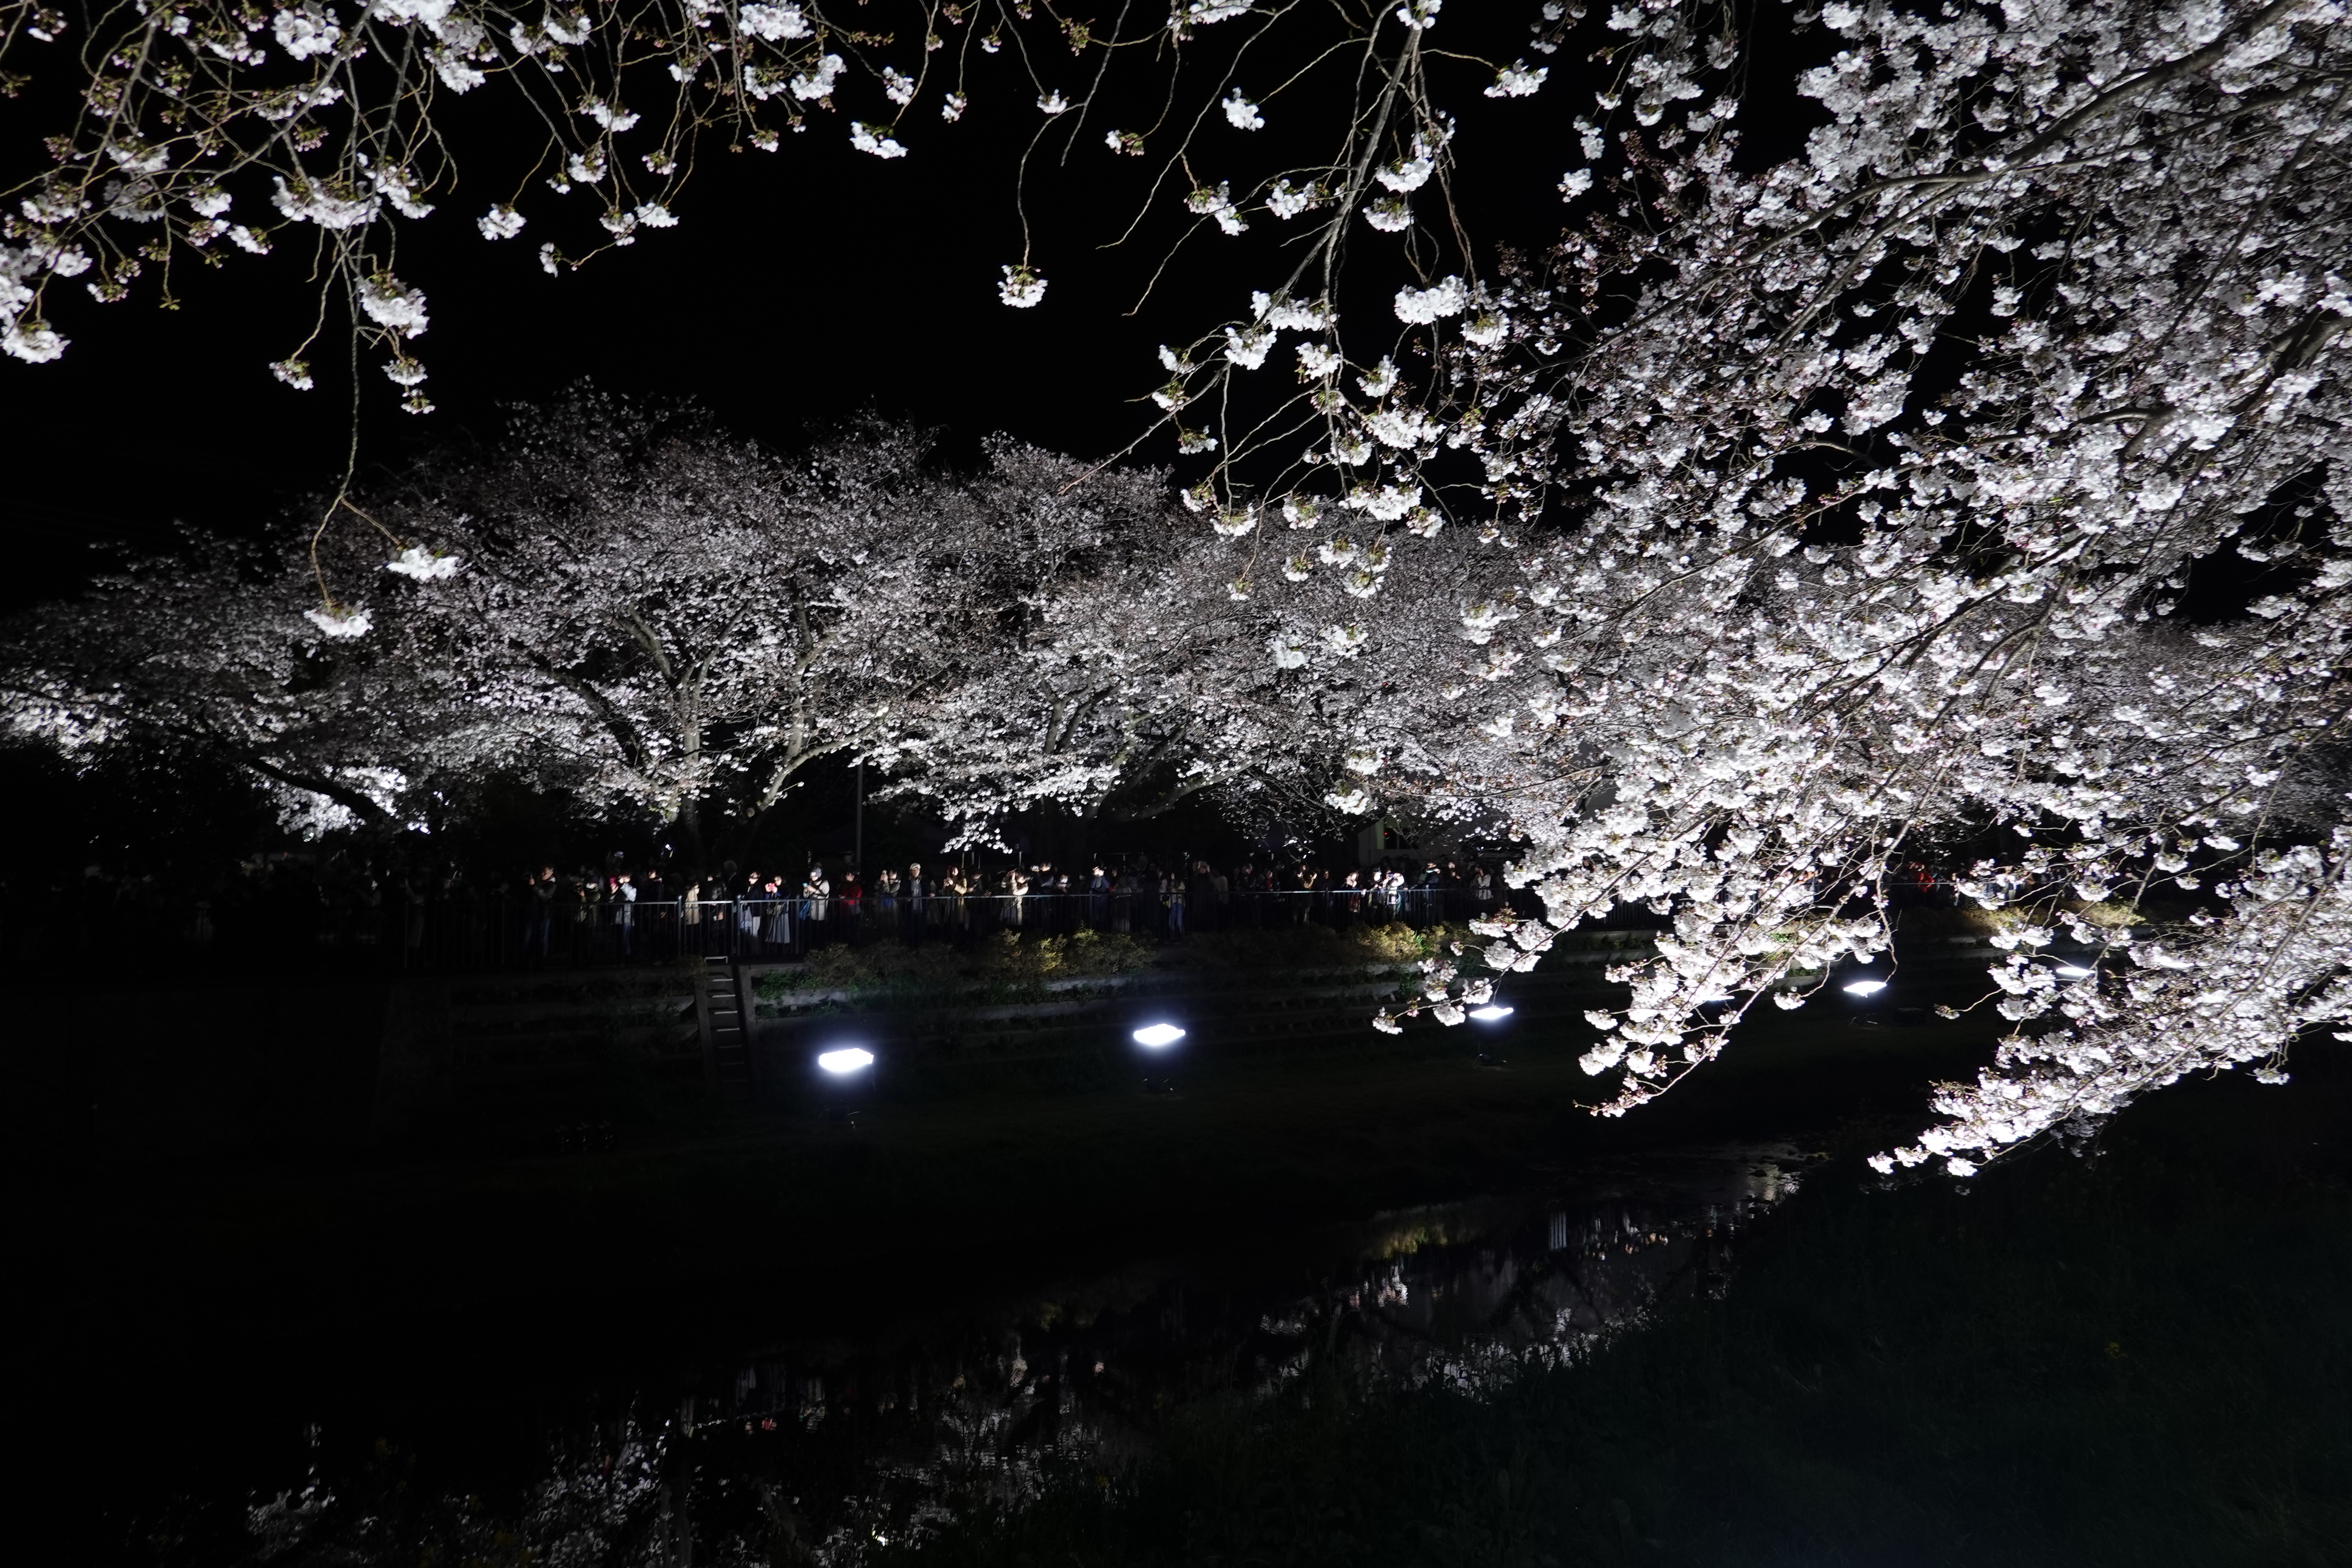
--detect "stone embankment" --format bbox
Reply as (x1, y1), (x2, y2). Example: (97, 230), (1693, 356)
(349, 919), (2066, 1136)
(734, 923), (2046, 1103)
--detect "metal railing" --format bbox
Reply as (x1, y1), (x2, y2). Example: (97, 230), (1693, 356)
(0, 882), (1528, 974)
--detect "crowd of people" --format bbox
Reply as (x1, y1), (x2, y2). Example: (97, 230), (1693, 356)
(493, 853), (1518, 964)
(9, 846), (1978, 973)
(4, 850), (1529, 971)
(672, 853), (1514, 957)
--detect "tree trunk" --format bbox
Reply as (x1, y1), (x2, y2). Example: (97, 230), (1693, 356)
(673, 799), (709, 874)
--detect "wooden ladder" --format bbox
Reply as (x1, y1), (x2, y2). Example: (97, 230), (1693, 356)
(695, 955), (754, 1096)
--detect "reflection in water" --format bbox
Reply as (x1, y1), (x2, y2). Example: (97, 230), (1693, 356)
(238, 1148), (1806, 1566)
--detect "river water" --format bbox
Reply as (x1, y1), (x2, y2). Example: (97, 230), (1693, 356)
(201, 1144), (1810, 1567)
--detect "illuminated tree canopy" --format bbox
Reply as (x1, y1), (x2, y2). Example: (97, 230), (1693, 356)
(9, 0), (2352, 1176)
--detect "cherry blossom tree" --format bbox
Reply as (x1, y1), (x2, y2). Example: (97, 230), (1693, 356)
(341, 394), (1020, 860)
(872, 444), (1282, 843)
(1297, 0), (2352, 1179)
(873, 440), (1567, 855)
(11, 0), (2352, 1176)
(3, 397), (1115, 855)
(0, 532), (455, 833)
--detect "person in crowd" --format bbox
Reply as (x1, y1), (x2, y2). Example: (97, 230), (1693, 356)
(904, 861), (928, 943)
(527, 866), (556, 959)
(737, 871), (764, 953)
(640, 867), (671, 958)
(761, 874), (791, 954)
(839, 870), (864, 943)
(566, 868), (596, 959)
(802, 863), (830, 946)
(339, 864), (381, 950)
(613, 870), (637, 956)
(962, 867), (985, 937)
(1113, 864), (1138, 932)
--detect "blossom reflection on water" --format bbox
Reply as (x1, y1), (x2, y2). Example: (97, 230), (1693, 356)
(242, 1148), (1807, 1566)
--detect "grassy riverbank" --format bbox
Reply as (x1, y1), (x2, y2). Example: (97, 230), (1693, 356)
(749, 920), (1458, 1013)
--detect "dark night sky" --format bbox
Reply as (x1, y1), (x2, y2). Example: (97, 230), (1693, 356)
(0, 87), (1177, 601)
(0, 7), (1634, 605)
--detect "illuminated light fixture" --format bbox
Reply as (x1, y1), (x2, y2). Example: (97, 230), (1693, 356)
(2055, 965), (2094, 979)
(1469, 1004), (1515, 1021)
(1132, 1023), (1186, 1049)
(817, 1047), (875, 1074)
(1842, 980), (1888, 996)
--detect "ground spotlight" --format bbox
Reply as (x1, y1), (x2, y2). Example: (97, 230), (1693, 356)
(1469, 1004), (1515, 1021)
(817, 1047), (876, 1074)
(1842, 980), (1888, 996)
(1132, 1022), (1186, 1049)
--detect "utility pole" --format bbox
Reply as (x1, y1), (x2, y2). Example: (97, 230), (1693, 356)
(854, 758), (864, 878)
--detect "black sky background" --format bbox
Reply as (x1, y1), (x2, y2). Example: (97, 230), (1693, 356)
(0, 3), (1752, 608)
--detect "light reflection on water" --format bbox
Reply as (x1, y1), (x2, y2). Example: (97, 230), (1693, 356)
(242, 1146), (1809, 1566)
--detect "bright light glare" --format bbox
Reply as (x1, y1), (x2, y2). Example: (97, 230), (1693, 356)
(2055, 965), (2094, 979)
(817, 1047), (875, 1074)
(1469, 1004), (1515, 1021)
(1842, 980), (1888, 996)
(1132, 1023), (1186, 1048)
